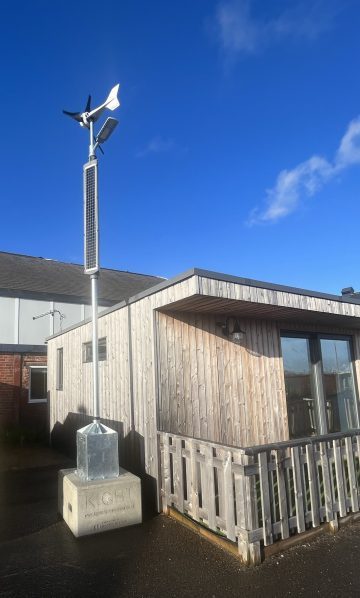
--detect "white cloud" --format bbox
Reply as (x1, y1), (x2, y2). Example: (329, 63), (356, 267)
(215, 0), (339, 59)
(336, 118), (360, 168)
(216, 1), (258, 55)
(249, 117), (360, 225)
(136, 136), (175, 158)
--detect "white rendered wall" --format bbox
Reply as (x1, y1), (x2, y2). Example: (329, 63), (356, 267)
(54, 302), (82, 334)
(0, 297), (16, 343)
(0, 295), (108, 347)
(19, 299), (51, 344)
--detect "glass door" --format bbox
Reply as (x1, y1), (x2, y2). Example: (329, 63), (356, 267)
(320, 338), (359, 433)
(281, 333), (359, 439)
(281, 336), (319, 438)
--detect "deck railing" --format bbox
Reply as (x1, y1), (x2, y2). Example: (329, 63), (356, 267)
(158, 430), (360, 564)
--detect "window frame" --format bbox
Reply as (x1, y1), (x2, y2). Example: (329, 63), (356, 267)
(56, 347), (63, 391)
(280, 330), (360, 437)
(82, 337), (107, 363)
(28, 365), (48, 404)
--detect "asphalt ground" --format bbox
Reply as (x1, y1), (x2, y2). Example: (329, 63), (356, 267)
(1, 445), (360, 597)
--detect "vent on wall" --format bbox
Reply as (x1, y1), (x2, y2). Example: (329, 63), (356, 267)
(83, 160), (99, 274)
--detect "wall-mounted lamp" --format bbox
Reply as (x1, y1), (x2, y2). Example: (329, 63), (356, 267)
(216, 317), (245, 344)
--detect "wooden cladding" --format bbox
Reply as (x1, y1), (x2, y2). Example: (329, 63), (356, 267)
(157, 311), (289, 447)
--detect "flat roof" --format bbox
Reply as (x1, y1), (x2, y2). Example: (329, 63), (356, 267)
(47, 267), (360, 341)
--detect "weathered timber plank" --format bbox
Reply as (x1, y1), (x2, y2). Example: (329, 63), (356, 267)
(189, 439), (200, 521)
(345, 436), (359, 513)
(223, 449), (236, 542)
(174, 436), (184, 513)
(275, 448), (290, 539)
(204, 444), (216, 530)
(320, 441), (334, 522)
(195, 313), (208, 440)
(258, 452), (273, 545)
(291, 446), (306, 533)
(184, 439), (192, 511)
(305, 443), (320, 527)
(162, 433), (171, 511)
(333, 439), (347, 518)
(216, 448), (226, 522)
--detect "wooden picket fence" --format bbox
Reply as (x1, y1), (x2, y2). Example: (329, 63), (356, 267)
(158, 430), (360, 564)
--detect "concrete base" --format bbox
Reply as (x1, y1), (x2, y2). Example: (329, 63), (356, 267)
(59, 468), (142, 537)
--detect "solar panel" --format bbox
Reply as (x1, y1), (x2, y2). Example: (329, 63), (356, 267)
(83, 160), (99, 274)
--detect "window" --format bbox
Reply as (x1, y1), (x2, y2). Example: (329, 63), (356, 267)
(29, 366), (47, 403)
(281, 333), (359, 439)
(82, 337), (107, 363)
(56, 348), (63, 390)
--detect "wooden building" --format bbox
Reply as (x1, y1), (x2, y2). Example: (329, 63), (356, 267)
(47, 268), (360, 561)
(48, 269), (360, 563)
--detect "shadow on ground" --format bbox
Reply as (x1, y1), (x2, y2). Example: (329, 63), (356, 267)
(1, 445), (360, 597)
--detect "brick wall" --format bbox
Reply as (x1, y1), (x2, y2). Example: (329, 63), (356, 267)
(0, 351), (48, 435)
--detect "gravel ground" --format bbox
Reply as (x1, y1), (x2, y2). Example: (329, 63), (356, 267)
(1, 445), (360, 598)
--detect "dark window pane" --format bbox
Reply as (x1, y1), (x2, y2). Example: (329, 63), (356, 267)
(82, 338), (106, 363)
(57, 348), (63, 390)
(281, 337), (318, 438)
(30, 368), (47, 401)
(320, 339), (358, 432)
(99, 338), (107, 361)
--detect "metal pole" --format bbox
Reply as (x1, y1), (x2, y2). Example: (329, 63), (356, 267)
(91, 273), (100, 421)
(89, 120), (95, 160)
(89, 119), (100, 422)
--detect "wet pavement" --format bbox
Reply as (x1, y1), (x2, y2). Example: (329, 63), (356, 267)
(1, 444), (360, 597)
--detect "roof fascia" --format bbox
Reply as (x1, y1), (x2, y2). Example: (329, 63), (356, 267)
(193, 268), (360, 305)
(46, 266), (360, 342)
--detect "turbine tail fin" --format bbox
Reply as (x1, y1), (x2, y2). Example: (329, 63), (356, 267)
(106, 84), (120, 111)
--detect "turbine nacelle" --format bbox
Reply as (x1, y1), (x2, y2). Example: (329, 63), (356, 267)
(63, 84), (120, 129)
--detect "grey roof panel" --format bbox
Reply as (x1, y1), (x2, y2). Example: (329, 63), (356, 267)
(0, 251), (163, 304)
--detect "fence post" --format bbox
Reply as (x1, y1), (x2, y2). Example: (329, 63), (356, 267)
(258, 451), (273, 546)
(204, 444), (216, 530)
(162, 433), (171, 515)
(345, 436), (359, 513)
(174, 436), (184, 513)
(237, 453), (261, 565)
(275, 448), (290, 539)
(189, 439), (199, 521)
(320, 440), (337, 531)
(223, 449), (236, 542)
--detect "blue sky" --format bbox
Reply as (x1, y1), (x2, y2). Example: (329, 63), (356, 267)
(1, 0), (360, 293)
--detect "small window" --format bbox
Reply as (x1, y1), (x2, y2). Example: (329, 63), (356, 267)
(56, 348), (63, 390)
(29, 366), (47, 403)
(82, 337), (107, 363)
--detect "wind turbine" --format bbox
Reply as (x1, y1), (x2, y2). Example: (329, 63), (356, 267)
(63, 84), (121, 481)
(63, 84), (120, 128)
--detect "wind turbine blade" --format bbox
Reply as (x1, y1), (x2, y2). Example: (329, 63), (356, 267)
(63, 110), (80, 116)
(85, 95), (91, 112)
(63, 110), (83, 122)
